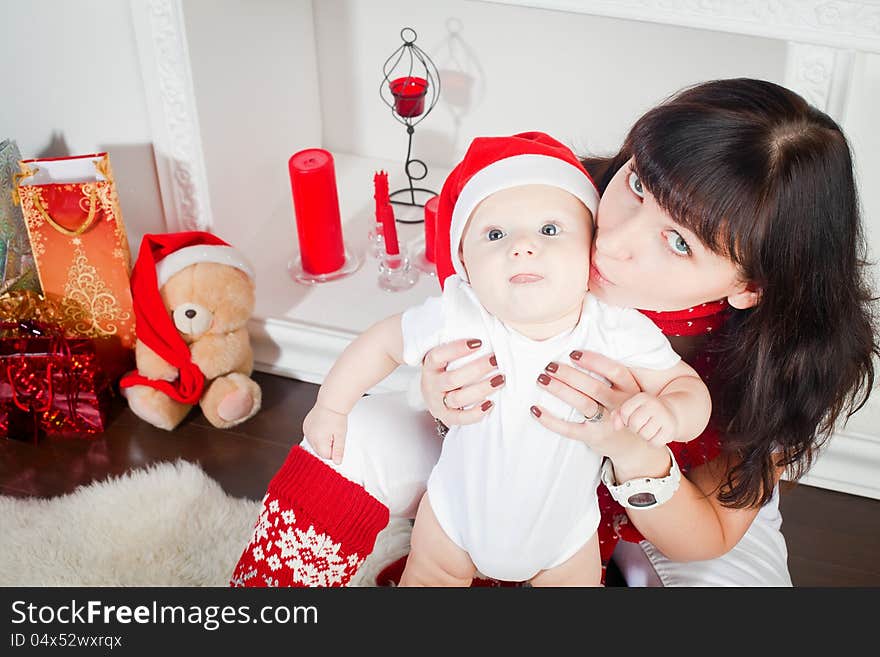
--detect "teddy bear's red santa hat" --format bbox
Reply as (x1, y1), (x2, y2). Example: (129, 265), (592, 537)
(119, 231), (254, 405)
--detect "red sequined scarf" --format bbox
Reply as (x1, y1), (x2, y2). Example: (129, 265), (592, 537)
(638, 298), (730, 336)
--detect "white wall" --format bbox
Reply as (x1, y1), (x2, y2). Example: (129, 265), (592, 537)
(845, 53), (880, 265)
(313, 0), (786, 165)
(1, 0), (165, 253)
(181, 0), (322, 232)
(839, 51), (880, 437)
(1, 0), (321, 255)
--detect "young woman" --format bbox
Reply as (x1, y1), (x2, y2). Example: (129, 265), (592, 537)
(231, 78), (877, 587)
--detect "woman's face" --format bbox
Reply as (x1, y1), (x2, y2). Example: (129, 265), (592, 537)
(588, 158), (755, 312)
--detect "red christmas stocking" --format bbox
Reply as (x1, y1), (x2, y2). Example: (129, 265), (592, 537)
(230, 446), (390, 587)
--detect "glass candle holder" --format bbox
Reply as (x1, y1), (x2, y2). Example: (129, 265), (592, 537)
(367, 222), (386, 259)
(378, 248), (418, 292)
(389, 76), (428, 118)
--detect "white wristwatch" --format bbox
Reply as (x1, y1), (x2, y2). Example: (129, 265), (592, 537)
(600, 446), (681, 509)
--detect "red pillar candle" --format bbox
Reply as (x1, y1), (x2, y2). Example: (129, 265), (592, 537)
(423, 195), (439, 263)
(289, 148), (345, 274)
(389, 77), (428, 118)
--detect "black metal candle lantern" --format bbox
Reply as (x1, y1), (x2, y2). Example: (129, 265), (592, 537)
(380, 27), (440, 216)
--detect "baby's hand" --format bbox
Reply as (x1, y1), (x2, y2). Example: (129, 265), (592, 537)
(303, 403), (348, 464)
(614, 392), (678, 447)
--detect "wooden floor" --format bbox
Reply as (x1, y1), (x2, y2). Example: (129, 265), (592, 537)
(2, 371), (878, 586)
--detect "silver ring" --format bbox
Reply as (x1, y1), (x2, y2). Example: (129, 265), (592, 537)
(583, 403), (605, 423)
(443, 393), (457, 410)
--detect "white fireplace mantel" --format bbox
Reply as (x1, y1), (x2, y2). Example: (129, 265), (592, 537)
(130, 0), (880, 499)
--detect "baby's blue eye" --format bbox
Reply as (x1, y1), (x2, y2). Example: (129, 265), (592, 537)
(541, 223), (560, 236)
(487, 228), (505, 241)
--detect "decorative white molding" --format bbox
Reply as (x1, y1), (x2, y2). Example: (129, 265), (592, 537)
(797, 429), (880, 500)
(480, 1), (880, 52)
(784, 42), (838, 110)
(248, 317), (419, 395)
(783, 42), (856, 119)
(130, 0), (213, 232)
(825, 48), (857, 120)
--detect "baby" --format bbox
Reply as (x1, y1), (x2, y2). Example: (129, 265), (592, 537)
(303, 132), (711, 586)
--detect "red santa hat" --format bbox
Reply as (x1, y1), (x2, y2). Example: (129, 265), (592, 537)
(434, 131), (600, 288)
(119, 231), (254, 405)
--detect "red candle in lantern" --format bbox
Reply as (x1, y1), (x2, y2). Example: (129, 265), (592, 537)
(423, 195), (438, 263)
(389, 76), (428, 118)
(289, 148), (345, 275)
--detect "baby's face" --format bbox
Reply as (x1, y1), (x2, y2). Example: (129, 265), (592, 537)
(460, 184), (592, 329)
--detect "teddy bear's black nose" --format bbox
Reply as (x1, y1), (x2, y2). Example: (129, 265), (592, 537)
(185, 309), (197, 319)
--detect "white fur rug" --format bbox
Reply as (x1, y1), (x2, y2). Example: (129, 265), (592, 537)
(0, 460), (411, 587)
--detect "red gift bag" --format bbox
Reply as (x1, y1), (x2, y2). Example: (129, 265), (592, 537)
(14, 153), (135, 381)
(0, 321), (111, 442)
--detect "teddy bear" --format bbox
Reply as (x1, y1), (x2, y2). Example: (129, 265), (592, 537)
(119, 231), (262, 431)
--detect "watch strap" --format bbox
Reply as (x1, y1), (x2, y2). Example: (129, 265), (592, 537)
(601, 446), (681, 509)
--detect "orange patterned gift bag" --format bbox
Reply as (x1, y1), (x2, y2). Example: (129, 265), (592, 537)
(14, 153), (135, 381)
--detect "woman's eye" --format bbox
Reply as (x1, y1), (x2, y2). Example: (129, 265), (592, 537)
(487, 228), (505, 241)
(664, 230), (691, 256)
(627, 170), (645, 199)
(540, 223), (560, 236)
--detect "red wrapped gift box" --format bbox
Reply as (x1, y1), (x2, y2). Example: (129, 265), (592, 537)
(0, 321), (111, 443)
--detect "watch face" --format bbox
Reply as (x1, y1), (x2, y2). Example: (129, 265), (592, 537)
(627, 492), (658, 508)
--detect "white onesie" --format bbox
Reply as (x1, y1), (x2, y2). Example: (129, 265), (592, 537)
(401, 276), (681, 582)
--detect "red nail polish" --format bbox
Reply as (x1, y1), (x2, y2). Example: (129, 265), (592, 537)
(570, 350), (583, 361)
(467, 339), (482, 349)
(537, 373), (551, 385)
(545, 362), (558, 373)
(481, 400), (493, 411)
(530, 405), (542, 418)
(490, 374), (504, 388)
(489, 354), (497, 367)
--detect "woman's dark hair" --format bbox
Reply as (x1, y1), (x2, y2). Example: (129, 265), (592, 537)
(583, 78), (879, 508)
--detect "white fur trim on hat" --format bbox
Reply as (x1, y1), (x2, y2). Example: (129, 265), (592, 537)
(156, 244), (255, 287)
(450, 153), (600, 280)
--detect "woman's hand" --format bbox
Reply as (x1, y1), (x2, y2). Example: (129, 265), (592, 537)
(420, 338), (504, 427)
(531, 349), (649, 461)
